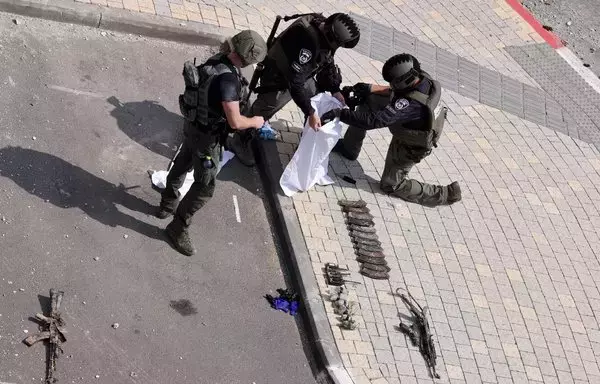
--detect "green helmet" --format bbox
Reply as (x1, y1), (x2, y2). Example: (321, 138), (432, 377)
(228, 30), (267, 67)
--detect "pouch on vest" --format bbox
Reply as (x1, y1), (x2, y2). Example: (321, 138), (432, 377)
(179, 54), (236, 129)
(179, 61), (201, 122)
(432, 106), (447, 148)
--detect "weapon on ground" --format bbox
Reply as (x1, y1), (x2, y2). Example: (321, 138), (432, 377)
(396, 288), (440, 379)
(24, 289), (67, 384)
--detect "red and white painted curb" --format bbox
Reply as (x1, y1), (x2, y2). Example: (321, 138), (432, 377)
(506, 0), (600, 94)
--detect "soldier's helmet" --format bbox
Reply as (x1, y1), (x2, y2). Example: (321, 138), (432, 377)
(323, 13), (360, 50)
(382, 54), (422, 92)
(228, 30), (268, 67)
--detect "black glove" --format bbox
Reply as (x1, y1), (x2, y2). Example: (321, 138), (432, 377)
(352, 82), (371, 100)
(321, 109), (342, 124)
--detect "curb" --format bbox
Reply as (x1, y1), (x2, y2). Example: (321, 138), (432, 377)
(0, 0), (237, 46)
(255, 139), (353, 384)
(505, 0), (600, 92)
(505, 0), (563, 49)
(0, 1), (351, 382)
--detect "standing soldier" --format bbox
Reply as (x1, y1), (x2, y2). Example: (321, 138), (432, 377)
(322, 54), (462, 207)
(156, 30), (268, 256)
(227, 12), (361, 166)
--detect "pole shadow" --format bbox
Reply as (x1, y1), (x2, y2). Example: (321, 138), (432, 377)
(0, 146), (163, 240)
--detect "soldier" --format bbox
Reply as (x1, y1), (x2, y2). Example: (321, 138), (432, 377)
(227, 12), (361, 166)
(156, 30), (268, 256)
(321, 53), (462, 208)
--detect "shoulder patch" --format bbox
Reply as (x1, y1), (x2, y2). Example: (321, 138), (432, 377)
(299, 48), (312, 65)
(394, 98), (410, 110)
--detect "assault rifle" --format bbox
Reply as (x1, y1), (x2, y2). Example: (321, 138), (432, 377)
(24, 289), (67, 384)
(396, 288), (440, 379)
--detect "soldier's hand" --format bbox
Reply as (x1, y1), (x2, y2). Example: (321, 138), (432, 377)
(253, 116), (265, 129)
(308, 113), (321, 131)
(352, 82), (371, 99)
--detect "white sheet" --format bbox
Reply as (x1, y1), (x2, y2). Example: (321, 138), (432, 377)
(279, 93), (347, 197)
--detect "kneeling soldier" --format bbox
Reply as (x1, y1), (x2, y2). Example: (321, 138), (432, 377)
(322, 54), (461, 208)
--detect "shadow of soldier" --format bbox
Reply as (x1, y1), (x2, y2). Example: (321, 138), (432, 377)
(107, 96), (184, 159)
(0, 146), (163, 240)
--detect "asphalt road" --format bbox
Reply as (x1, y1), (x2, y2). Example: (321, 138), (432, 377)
(0, 13), (319, 384)
(521, 0), (600, 77)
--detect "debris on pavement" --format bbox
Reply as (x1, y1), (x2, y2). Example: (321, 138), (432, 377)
(324, 263), (361, 286)
(23, 289), (67, 384)
(396, 288), (440, 379)
(329, 286), (358, 330)
(543, 25), (553, 31)
(265, 288), (299, 316)
(12, 19), (19, 25)
(339, 199), (390, 280)
(111, 323), (119, 329)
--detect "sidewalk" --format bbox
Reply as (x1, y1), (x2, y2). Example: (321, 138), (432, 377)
(14, 0), (600, 383)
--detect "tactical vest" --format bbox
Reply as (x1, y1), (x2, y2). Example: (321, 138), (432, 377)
(179, 53), (241, 130)
(266, 15), (330, 81)
(389, 72), (447, 152)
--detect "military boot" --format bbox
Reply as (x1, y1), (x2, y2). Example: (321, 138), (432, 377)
(227, 133), (255, 167)
(447, 181), (462, 204)
(165, 221), (196, 256)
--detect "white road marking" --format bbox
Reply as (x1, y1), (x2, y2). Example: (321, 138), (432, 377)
(48, 85), (103, 98)
(233, 195), (241, 223)
(557, 47), (600, 94)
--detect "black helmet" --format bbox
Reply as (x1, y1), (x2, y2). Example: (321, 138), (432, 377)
(382, 54), (422, 92)
(323, 13), (360, 50)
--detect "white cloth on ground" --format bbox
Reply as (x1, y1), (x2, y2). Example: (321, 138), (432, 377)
(150, 150), (235, 199)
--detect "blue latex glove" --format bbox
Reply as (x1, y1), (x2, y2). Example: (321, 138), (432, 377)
(289, 301), (299, 316)
(257, 121), (279, 141)
(273, 298), (290, 313)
